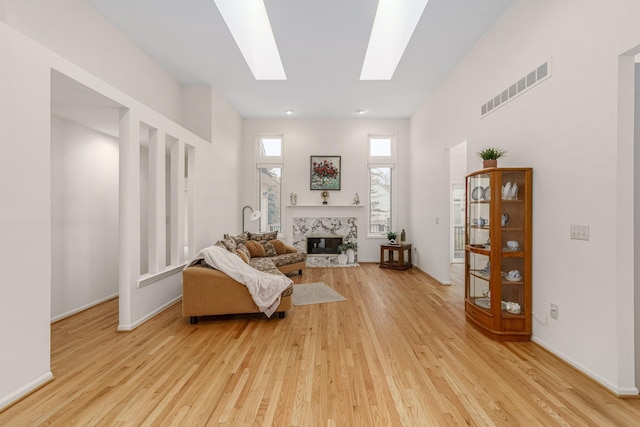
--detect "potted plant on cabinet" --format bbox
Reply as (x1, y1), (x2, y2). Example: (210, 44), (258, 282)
(387, 231), (398, 243)
(477, 147), (507, 168)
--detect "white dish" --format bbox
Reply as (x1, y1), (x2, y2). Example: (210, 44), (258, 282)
(503, 247), (520, 252)
(483, 186), (491, 200)
(505, 275), (522, 282)
(471, 186), (484, 201)
(503, 182), (512, 199)
(511, 183), (519, 199)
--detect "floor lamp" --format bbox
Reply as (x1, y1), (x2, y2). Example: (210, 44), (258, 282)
(242, 205), (261, 232)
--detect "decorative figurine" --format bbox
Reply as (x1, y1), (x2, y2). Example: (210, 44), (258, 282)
(353, 193), (360, 205)
(320, 190), (329, 205)
(290, 192), (297, 205)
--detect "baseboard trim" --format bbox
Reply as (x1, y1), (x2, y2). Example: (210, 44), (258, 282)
(0, 371), (54, 412)
(117, 296), (182, 332)
(531, 336), (639, 396)
(51, 293), (119, 323)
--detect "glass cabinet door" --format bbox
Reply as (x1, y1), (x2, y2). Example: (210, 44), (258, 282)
(467, 172), (491, 248)
(499, 169), (527, 316)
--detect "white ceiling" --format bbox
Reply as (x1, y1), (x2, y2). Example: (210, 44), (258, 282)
(84, 0), (513, 119)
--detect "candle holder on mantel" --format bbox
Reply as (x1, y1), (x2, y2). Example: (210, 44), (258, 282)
(320, 190), (329, 205)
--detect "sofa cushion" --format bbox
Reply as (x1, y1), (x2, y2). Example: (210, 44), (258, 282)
(270, 252), (307, 268)
(261, 241), (278, 257)
(249, 257), (283, 275)
(245, 240), (266, 257)
(269, 239), (287, 254)
(284, 244), (298, 254)
(235, 249), (250, 264)
(230, 232), (249, 246)
(221, 235), (237, 252)
(236, 243), (251, 261)
(248, 231), (278, 242)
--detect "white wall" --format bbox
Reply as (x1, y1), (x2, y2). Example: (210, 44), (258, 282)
(0, 15), (242, 409)
(51, 116), (119, 321)
(0, 20), (53, 411)
(409, 0), (640, 394)
(242, 118), (410, 262)
(0, 0), (183, 123)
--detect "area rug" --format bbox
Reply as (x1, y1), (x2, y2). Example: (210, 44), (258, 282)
(292, 282), (346, 306)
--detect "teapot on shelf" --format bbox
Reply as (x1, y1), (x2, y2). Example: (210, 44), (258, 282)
(473, 217), (488, 227)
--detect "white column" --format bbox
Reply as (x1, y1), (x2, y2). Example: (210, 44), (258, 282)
(148, 129), (166, 273)
(170, 139), (185, 265)
(186, 144), (195, 259)
(118, 108), (140, 330)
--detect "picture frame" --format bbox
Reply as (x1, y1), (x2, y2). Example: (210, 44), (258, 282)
(310, 155), (341, 190)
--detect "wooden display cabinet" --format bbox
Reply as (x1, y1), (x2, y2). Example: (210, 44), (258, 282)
(465, 167), (532, 341)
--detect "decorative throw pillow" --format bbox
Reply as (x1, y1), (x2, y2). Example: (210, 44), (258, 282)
(221, 235), (237, 252)
(248, 231), (278, 242)
(235, 249), (250, 264)
(245, 240), (266, 257)
(261, 241), (277, 257)
(269, 239), (287, 255)
(214, 240), (227, 250)
(236, 243), (251, 261)
(284, 244), (298, 253)
(230, 232), (248, 246)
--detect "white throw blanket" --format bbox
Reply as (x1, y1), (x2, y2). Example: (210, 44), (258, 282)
(186, 246), (293, 317)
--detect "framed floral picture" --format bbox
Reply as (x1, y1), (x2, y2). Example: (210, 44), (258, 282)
(310, 155), (341, 190)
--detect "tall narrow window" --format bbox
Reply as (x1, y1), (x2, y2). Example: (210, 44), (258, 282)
(256, 135), (284, 234)
(368, 135), (395, 235)
(370, 167), (392, 233)
(259, 167), (282, 233)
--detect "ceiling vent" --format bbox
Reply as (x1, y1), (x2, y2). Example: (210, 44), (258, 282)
(481, 60), (551, 117)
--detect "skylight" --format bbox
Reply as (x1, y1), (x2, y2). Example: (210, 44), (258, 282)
(360, 0), (430, 80)
(214, 0), (286, 80)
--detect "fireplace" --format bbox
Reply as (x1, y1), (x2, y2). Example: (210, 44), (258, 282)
(293, 216), (357, 266)
(306, 236), (343, 256)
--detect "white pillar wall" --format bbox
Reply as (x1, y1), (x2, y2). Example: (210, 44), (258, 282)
(118, 108), (141, 329)
(170, 139), (186, 266)
(118, 111), (193, 331)
(148, 128), (167, 274)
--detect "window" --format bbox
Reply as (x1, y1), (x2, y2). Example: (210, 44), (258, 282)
(368, 135), (395, 235)
(259, 167), (282, 233)
(256, 135), (284, 234)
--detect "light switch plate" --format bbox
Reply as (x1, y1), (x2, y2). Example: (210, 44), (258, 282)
(570, 224), (589, 241)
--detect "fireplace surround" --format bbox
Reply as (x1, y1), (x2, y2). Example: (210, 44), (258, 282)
(293, 217), (357, 266)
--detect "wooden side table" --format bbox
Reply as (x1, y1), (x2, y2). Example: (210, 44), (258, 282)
(379, 243), (412, 270)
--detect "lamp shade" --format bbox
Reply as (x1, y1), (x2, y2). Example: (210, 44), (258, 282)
(242, 205), (261, 232)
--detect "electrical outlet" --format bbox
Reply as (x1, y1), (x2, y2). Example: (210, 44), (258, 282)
(570, 224), (590, 240)
(550, 303), (559, 320)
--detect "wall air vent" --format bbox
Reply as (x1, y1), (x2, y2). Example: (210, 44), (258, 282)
(481, 59), (552, 117)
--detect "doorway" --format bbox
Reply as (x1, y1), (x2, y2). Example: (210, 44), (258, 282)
(50, 70), (123, 322)
(450, 141), (467, 263)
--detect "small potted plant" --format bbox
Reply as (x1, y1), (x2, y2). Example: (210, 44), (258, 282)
(387, 231), (398, 243)
(477, 147), (507, 168)
(338, 241), (358, 264)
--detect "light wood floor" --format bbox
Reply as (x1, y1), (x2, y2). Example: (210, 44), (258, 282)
(2, 264), (640, 426)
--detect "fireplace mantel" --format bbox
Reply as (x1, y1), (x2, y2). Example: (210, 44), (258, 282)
(286, 204), (365, 208)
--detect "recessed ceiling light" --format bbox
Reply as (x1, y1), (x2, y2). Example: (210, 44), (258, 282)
(357, 109), (366, 115)
(285, 109), (294, 115)
(360, 0), (430, 80)
(214, 0), (286, 80)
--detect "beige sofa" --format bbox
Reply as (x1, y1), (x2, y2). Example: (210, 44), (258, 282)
(182, 231), (306, 324)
